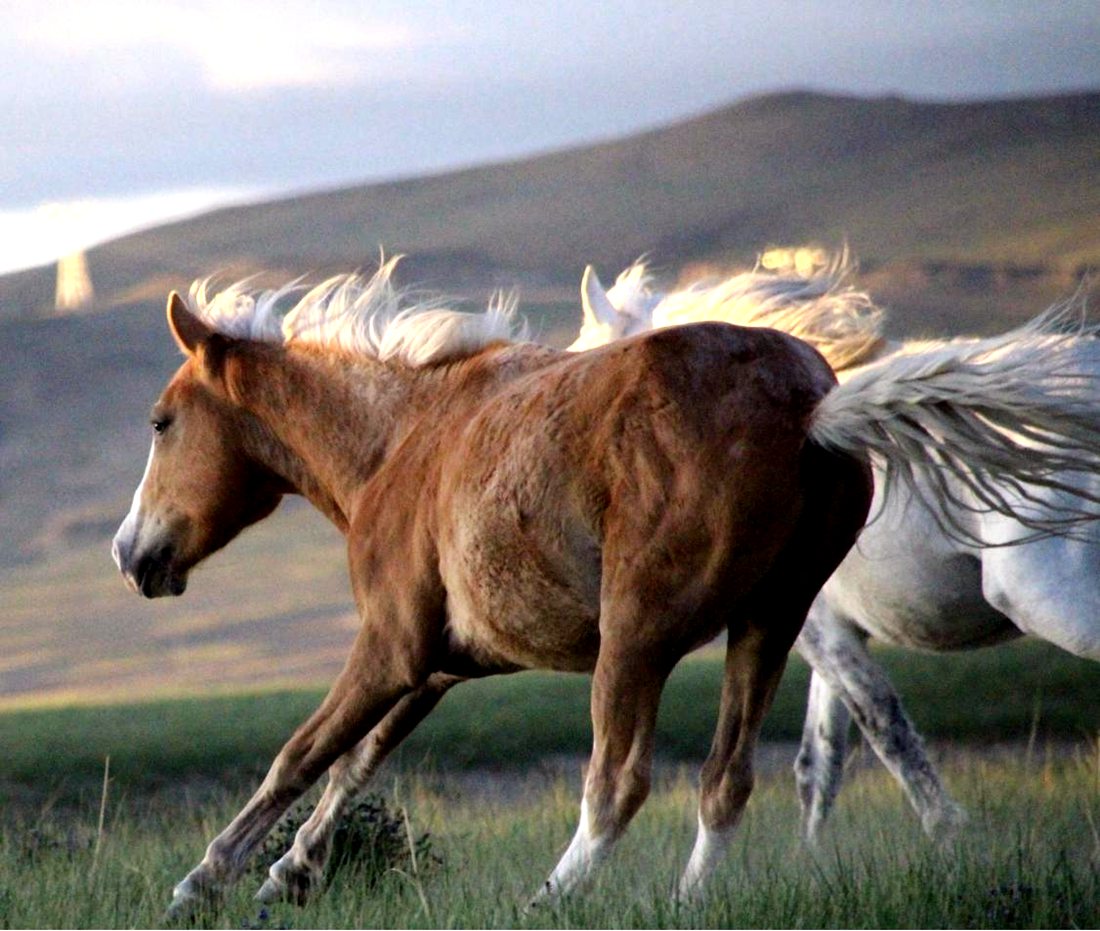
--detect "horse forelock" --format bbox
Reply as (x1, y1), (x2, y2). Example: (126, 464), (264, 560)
(186, 257), (524, 367)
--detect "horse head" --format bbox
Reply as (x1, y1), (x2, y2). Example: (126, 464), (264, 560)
(111, 293), (286, 597)
(567, 265), (656, 351)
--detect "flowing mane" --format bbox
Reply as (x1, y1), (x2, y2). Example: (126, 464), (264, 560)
(186, 257), (522, 367)
(602, 253), (886, 370)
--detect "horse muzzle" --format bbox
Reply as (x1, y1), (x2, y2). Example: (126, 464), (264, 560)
(112, 531), (188, 598)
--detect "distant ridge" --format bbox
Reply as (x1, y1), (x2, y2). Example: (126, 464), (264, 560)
(1, 90), (1097, 322)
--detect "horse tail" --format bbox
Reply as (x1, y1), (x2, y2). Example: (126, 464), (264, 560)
(806, 299), (1100, 543)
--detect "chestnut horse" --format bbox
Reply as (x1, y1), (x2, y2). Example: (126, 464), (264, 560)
(111, 263), (1083, 915)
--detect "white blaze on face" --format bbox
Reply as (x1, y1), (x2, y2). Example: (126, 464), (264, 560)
(111, 441), (156, 573)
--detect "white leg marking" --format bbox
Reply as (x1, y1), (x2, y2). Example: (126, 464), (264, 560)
(539, 799), (611, 901)
(677, 814), (734, 900)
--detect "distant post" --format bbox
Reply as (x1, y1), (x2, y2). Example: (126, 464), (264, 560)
(55, 250), (95, 312)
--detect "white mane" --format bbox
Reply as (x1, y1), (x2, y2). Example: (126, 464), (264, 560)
(186, 257), (522, 367)
(575, 252), (886, 370)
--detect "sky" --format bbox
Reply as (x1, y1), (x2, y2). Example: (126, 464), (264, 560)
(2, 0), (1099, 275)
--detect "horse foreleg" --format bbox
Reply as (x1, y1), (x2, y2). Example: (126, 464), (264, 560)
(793, 668), (851, 843)
(167, 659), (420, 918)
(535, 639), (671, 903)
(677, 623), (793, 900)
(795, 606), (966, 841)
(256, 673), (462, 904)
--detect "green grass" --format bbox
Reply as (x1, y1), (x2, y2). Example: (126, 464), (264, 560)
(1, 639), (1096, 800)
(1, 751), (1098, 928)
(0, 637), (1097, 927)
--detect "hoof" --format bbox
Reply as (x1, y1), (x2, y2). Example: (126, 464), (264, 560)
(673, 882), (702, 907)
(256, 864), (320, 907)
(926, 802), (969, 845)
(165, 870), (223, 923)
(255, 876), (284, 904)
(523, 881), (556, 915)
(164, 890), (202, 924)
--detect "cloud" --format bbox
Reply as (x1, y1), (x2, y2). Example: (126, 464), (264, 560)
(0, 186), (262, 274)
(2, 0), (1098, 272)
(15, 0), (455, 92)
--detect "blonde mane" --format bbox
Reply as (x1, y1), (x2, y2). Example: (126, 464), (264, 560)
(605, 253), (886, 370)
(186, 257), (522, 367)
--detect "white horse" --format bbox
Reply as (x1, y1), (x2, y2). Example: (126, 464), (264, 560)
(573, 257), (1100, 841)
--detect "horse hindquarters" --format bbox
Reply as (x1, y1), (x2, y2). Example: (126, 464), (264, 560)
(980, 524), (1100, 661)
(679, 442), (872, 897)
(538, 407), (872, 902)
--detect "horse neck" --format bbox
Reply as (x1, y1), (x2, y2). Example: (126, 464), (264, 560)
(227, 344), (423, 532)
(225, 341), (546, 532)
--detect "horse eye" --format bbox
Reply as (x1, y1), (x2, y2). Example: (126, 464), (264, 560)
(151, 417), (172, 435)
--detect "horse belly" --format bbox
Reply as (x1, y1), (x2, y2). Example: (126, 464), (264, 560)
(826, 520), (1017, 652)
(440, 518), (603, 673)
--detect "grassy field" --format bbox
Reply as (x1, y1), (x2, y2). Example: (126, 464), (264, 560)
(1, 745), (1098, 928)
(0, 641), (1097, 926)
(1, 639), (1096, 796)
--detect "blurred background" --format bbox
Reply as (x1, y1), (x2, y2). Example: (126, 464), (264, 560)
(2, 0), (1099, 707)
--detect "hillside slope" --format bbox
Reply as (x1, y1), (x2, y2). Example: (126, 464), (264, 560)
(1, 91), (1097, 323)
(2, 89), (1098, 704)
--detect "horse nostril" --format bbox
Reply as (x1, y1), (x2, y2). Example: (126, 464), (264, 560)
(134, 552), (156, 595)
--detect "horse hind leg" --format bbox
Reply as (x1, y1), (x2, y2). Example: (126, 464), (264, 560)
(792, 661), (852, 844)
(678, 445), (871, 899)
(256, 674), (462, 905)
(534, 604), (679, 904)
(678, 567), (842, 897)
(795, 609), (966, 841)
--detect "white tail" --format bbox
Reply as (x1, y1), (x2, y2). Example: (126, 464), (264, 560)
(808, 300), (1100, 541)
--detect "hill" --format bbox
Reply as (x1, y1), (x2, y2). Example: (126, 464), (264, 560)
(1, 90), (1097, 326)
(1, 90), (1098, 705)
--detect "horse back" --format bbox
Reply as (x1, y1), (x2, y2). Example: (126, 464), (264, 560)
(430, 323), (855, 671)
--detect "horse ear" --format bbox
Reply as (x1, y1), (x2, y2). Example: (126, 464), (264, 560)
(581, 265), (618, 328)
(167, 291), (213, 357)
